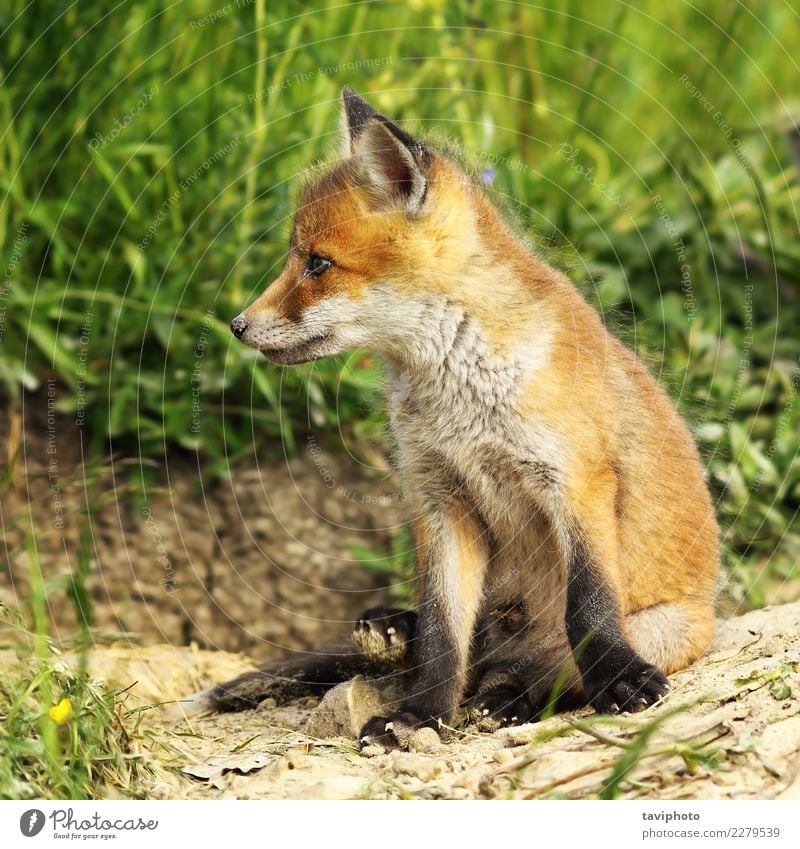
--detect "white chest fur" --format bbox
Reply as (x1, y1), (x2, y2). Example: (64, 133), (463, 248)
(386, 307), (565, 539)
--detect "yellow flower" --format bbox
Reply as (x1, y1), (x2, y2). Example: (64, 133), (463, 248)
(48, 698), (73, 725)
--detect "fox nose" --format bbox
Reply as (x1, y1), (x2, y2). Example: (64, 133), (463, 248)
(230, 315), (248, 339)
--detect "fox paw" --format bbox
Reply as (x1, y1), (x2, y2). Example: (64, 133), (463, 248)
(358, 710), (436, 751)
(585, 656), (670, 714)
(352, 607), (417, 665)
(466, 686), (533, 732)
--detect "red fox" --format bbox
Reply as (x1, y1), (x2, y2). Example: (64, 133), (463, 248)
(213, 88), (720, 749)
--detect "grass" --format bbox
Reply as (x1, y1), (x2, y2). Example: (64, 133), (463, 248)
(1, 1), (797, 597)
(0, 522), (160, 799)
(0, 658), (159, 800)
(0, 0), (799, 798)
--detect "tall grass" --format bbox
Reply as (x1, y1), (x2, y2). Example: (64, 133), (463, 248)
(0, 0), (798, 600)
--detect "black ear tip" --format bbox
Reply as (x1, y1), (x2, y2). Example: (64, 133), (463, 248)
(342, 86), (379, 139)
(342, 86), (363, 105)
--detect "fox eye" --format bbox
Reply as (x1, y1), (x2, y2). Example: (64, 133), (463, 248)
(306, 254), (332, 278)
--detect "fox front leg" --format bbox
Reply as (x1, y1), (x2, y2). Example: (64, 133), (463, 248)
(566, 536), (669, 713)
(358, 502), (488, 750)
(562, 463), (669, 713)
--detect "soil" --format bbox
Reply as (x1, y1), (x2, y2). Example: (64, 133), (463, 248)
(0, 392), (405, 656)
(84, 601), (800, 800)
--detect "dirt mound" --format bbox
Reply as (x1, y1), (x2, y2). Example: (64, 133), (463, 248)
(87, 601), (800, 799)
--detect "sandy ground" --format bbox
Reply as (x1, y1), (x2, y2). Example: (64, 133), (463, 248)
(83, 601), (800, 800)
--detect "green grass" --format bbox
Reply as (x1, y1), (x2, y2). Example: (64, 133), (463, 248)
(0, 11), (797, 803)
(0, 0), (798, 666)
(0, 659), (158, 800)
(0, 0), (800, 602)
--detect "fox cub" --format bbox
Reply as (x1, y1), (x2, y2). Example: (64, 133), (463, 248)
(211, 88), (719, 750)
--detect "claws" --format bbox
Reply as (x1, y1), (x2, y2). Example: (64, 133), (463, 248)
(351, 607), (417, 665)
(358, 711), (438, 751)
(586, 658), (670, 715)
(466, 685), (533, 731)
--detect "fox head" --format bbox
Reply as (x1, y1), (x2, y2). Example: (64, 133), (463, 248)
(230, 88), (528, 367)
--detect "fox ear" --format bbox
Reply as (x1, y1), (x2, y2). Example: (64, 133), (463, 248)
(341, 87), (378, 155)
(356, 116), (428, 213)
(341, 87), (428, 213)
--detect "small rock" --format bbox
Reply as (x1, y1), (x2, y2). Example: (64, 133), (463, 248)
(360, 744), (386, 758)
(283, 752), (310, 771)
(492, 748), (517, 765)
(304, 675), (389, 739)
(759, 636), (786, 656)
(392, 752), (442, 782)
(408, 727), (441, 753)
(265, 752), (311, 778)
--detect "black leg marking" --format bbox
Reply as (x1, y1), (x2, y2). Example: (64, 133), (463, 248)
(401, 596), (464, 717)
(566, 536), (669, 714)
(358, 596), (462, 750)
(357, 501), (489, 750)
